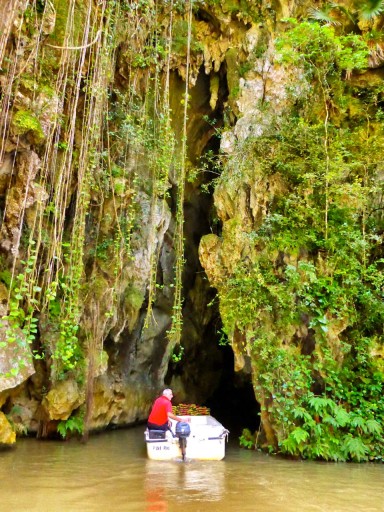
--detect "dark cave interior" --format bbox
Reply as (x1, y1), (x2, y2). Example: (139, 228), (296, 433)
(165, 64), (260, 440)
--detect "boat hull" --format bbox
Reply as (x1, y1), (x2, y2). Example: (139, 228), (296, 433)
(144, 415), (229, 461)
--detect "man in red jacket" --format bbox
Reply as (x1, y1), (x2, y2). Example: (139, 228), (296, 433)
(147, 389), (189, 430)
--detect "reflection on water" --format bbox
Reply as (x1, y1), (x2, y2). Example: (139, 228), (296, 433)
(145, 458), (225, 509)
(1, 426), (383, 512)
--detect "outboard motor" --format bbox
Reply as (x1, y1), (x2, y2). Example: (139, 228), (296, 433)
(175, 421), (191, 461)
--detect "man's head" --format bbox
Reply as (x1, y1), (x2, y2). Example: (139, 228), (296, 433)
(163, 388), (173, 400)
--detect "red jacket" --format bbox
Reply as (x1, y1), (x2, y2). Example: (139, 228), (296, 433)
(148, 395), (172, 425)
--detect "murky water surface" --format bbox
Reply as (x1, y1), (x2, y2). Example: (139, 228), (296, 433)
(1, 426), (383, 511)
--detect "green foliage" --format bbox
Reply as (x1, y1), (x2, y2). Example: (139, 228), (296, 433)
(49, 239), (86, 378)
(1, 253), (40, 353)
(276, 21), (368, 77)
(95, 238), (114, 262)
(239, 428), (256, 449)
(57, 414), (84, 439)
(172, 20), (197, 55)
(53, 318), (81, 374)
(0, 269), (12, 288)
(171, 344), (184, 364)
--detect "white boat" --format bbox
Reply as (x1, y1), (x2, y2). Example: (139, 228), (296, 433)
(144, 415), (229, 461)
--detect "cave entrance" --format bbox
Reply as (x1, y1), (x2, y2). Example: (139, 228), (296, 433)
(166, 313), (261, 438)
(165, 64), (260, 438)
(204, 341), (261, 438)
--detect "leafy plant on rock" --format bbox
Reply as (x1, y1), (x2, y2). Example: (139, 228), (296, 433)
(217, 21), (384, 461)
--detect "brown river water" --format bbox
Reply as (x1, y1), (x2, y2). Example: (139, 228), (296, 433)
(1, 425), (383, 512)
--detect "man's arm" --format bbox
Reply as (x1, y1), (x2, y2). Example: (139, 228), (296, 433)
(167, 411), (190, 423)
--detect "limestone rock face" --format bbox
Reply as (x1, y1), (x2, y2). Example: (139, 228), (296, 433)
(0, 411), (16, 445)
(0, 337), (35, 393)
(0, 0), (27, 59)
(0, 150), (43, 255)
(198, 234), (224, 285)
(1, 386), (40, 435)
(0, 153), (14, 196)
(42, 380), (83, 421)
(91, 376), (154, 429)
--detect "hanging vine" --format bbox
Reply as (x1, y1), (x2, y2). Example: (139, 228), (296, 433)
(0, 0), (117, 384)
(144, 0), (176, 328)
(167, 0), (193, 347)
(0, 0), (198, 439)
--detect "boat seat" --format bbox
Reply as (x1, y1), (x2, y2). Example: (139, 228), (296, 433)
(148, 429), (167, 440)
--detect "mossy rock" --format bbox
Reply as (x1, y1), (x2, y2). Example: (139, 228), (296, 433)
(217, 0), (261, 23)
(50, 0), (87, 47)
(172, 20), (202, 55)
(125, 286), (144, 312)
(12, 110), (45, 144)
(85, 276), (110, 301)
(225, 47), (241, 108)
(42, 0), (88, 71)
(0, 270), (11, 289)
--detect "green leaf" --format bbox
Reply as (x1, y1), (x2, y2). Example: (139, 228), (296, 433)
(308, 396), (334, 414)
(281, 436), (297, 455)
(364, 419), (381, 435)
(308, 6), (342, 26)
(334, 407), (350, 427)
(343, 435), (369, 462)
(350, 415), (365, 429)
(360, 0), (384, 20)
(291, 427), (309, 444)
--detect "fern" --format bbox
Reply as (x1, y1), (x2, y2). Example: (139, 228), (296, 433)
(364, 418), (382, 435)
(308, 396), (335, 414)
(322, 414), (339, 428)
(291, 427), (310, 444)
(350, 414), (365, 430)
(343, 435), (369, 462)
(359, 0), (384, 20)
(292, 406), (313, 423)
(308, 5), (342, 26)
(334, 407), (350, 427)
(57, 416), (84, 439)
(282, 428), (309, 455)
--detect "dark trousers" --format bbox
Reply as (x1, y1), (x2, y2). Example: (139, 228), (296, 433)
(147, 421), (168, 431)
